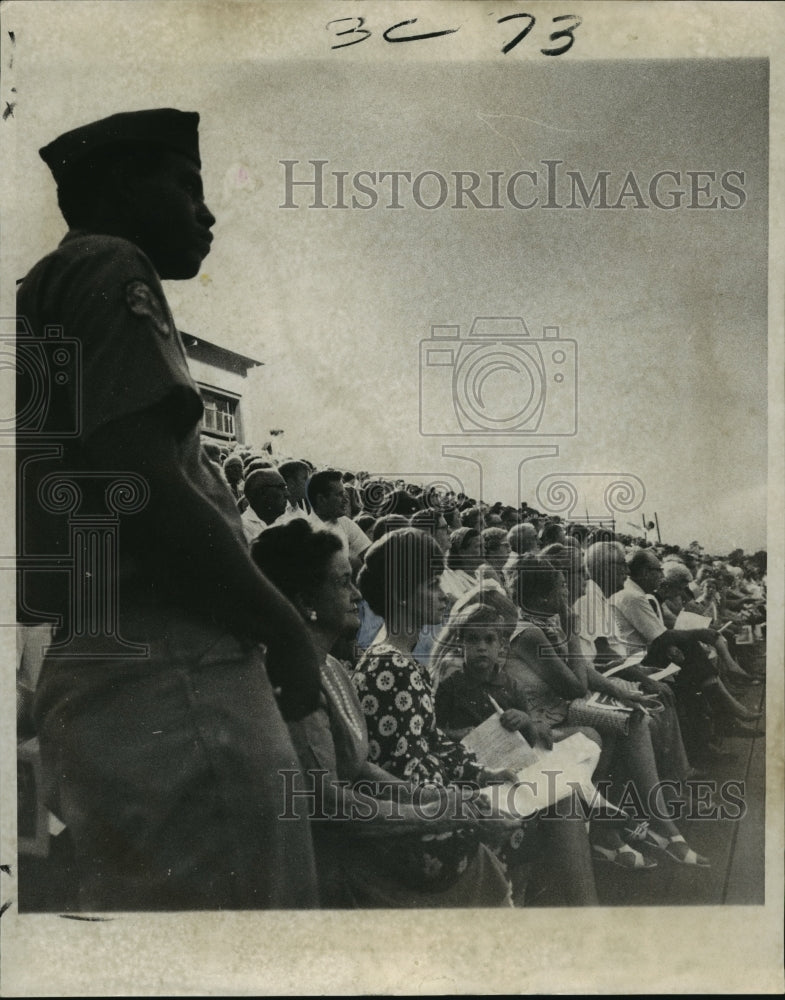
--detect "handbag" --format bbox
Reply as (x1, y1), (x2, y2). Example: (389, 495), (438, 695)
(567, 693), (632, 736)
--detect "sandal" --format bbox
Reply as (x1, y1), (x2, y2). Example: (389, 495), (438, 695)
(622, 820), (651, 845)
(643, 830), (710, 868)
(666, 838), (711, 868)
(592, 843), (657, 870)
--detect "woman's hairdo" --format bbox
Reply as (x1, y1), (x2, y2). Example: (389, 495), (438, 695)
(251, 518), (343, 610)
(445, 526), (480, 568)
(481, 526), (509, 553)
(540, 541), (582, 576)
(506, 553), (562, 608)
(371, 514), (411, 542)
(358, 527), (442, 619)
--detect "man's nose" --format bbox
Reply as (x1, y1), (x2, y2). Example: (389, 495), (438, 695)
(199, 202), (216, 228)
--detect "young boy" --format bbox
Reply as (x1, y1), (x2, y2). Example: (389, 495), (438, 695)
(435, 603), (553, 749)
(436, 603), (656, 876)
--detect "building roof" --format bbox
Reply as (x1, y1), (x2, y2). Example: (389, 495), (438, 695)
(181, 331), (263, 376)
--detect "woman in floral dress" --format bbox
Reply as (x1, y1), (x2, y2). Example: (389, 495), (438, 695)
(352, 528), (598, 904)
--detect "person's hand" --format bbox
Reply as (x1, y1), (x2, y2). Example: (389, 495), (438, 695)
(518, 718), (552, 749)
(640, 677), (675, 705)
(500, 708), (530, 732)
(622, 691), (662, 712)
(524, 722), (553, 750)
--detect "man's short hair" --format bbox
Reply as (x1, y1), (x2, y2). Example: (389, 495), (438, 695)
(278, 460), (309, 482)
(244, 467), (286, 498)
(663, 560), (693, 585)
(245, 458), (274, 474)
(451, 601), (516, 641)
(460, 506), (483, 530)
(508, 522), (538, 554)
(585, 541), (627, 581)
(306, 469), (342, 508)
(628, 548), (658, 579)
(539, 521), (565, 546)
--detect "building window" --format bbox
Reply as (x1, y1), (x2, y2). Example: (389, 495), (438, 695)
(200, 388), (238, 439)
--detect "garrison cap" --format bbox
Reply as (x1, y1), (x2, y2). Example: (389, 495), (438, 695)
(39, 108), (201, 184)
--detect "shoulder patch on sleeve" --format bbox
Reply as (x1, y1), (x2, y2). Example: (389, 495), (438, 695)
(125, 280), (173, 337)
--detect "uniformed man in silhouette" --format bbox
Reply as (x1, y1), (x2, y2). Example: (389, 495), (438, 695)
(17, 109), (319, 910)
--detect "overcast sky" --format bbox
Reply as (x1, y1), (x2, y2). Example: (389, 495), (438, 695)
(4, 2), (770, 553)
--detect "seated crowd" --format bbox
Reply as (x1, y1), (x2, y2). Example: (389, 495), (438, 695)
(18, 440), (768, 909)
(211, 444), (767, 905)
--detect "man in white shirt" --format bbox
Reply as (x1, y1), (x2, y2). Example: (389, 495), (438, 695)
(610, 550), (671, 653)
(574, 542), (697, 778)
(611, 549), (761, 738)
(306, 469), (370, 570)
(574, 542), (675, 705)
(241, 467), (289, 543)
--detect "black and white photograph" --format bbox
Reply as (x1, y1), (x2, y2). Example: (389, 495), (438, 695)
(1, 1), (783, 994)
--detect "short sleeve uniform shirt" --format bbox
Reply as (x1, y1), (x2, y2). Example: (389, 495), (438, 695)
(16, 231), (245, 629)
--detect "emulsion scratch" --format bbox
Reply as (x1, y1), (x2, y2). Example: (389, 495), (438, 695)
(4, 101), (16, 120)
(476, 111), (589, 158)
(60, 913), (114, 922)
